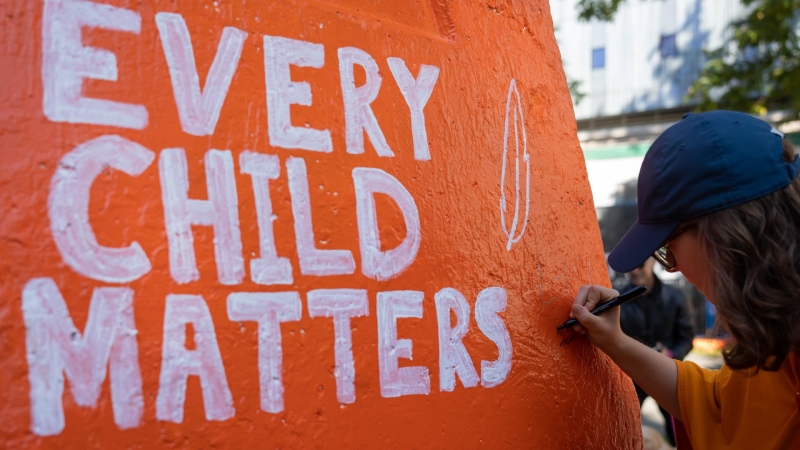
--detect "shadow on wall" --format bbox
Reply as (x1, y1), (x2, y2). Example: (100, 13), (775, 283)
(618, 0), (709, 115)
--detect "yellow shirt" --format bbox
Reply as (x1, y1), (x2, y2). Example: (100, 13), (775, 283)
(675, 353), (800, 449)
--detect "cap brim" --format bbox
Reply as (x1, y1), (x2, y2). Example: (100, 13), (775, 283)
(608, 220), (680, 273)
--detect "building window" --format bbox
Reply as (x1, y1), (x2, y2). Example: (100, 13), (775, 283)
(591, 47), (605, 69)
(660, 34), (678, 58)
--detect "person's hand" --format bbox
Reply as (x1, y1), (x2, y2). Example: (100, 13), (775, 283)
(569, 285), (625, 351)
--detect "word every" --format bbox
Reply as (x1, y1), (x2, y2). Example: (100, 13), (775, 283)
(43, 1), (439, 159)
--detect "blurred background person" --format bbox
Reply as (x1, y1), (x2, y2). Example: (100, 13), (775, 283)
(620, 256), (694, 446)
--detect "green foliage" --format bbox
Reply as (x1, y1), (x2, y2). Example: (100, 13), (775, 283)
(576, 0), (800, 120)
(576, 0), (626, 22)
(569, 79), (586, 106)
(687, 0), (800, 119)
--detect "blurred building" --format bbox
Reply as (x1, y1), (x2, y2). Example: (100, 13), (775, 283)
(551, 0), (754, 249)
(549, 0), (767, 333)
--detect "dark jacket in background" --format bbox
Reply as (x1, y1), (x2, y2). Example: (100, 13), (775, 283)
(620, 276), (694, 361)
(621, 275), (694, 447)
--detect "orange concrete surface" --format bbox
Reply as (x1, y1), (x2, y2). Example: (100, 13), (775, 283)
(0, 0), (643, 447)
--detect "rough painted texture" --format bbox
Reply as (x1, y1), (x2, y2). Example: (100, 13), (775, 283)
(0, 0), (643, 447)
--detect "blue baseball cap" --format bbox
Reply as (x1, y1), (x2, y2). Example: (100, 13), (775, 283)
(608, 110), (799, 273)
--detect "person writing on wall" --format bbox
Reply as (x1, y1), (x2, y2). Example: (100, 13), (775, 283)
(621, 257), (694, 446)
(569, 111), (800, 448)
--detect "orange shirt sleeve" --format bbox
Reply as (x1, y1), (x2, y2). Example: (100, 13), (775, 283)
(675, 355), (800, 449)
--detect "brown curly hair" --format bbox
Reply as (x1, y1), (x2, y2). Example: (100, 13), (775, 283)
(695, 139), (800, 372)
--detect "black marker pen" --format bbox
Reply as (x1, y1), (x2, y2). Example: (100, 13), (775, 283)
(557, 285), (647, 331)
